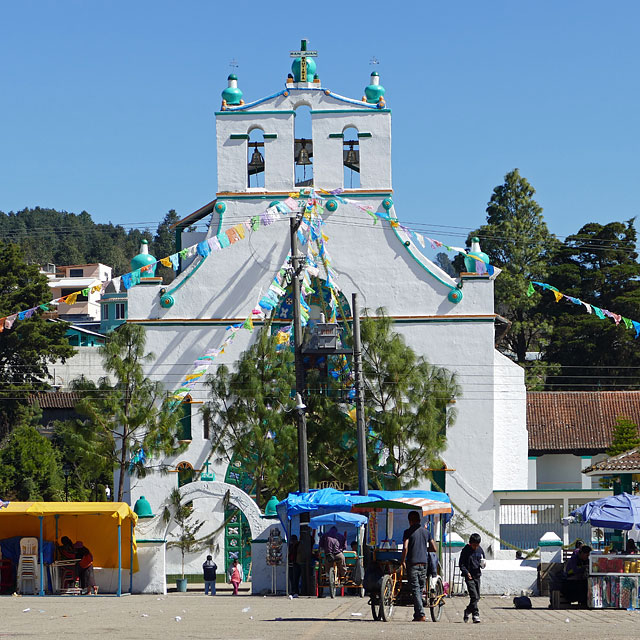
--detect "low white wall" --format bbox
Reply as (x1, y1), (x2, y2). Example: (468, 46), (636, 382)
(481, 559), (538, 595)
(251, 523), (287, 595)
(133, 541), (167, 594)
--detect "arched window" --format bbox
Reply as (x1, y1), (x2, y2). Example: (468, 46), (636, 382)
(178, 396), (192, 441)
(343, 127), (360, 188)
(294, 105), (313, 187)
(176, 461), (194, 487)
(247, 128), (265, 188)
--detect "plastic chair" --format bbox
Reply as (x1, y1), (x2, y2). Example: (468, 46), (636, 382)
(17, 537), (39, 595)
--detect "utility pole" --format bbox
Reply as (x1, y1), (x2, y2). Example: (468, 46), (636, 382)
(352, 293), (368, 495)
(290, 214), (312, 594)
(290, 216), (309, 493)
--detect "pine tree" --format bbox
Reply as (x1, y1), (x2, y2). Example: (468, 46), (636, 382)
(607, 417), (640, 456)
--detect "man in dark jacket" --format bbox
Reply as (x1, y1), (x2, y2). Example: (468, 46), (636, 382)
(459, 533), (485, 623)
(202, 555), (218, 596)
(401, 510), (437, 622)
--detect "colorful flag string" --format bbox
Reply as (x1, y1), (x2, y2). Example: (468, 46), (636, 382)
(528, 280), (640, 338)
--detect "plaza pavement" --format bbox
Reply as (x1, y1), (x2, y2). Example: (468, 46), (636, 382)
(1, 593), (639, 639)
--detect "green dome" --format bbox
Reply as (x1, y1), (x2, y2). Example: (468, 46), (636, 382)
(133, 495), (153, 518)
(365, 72), (386, 104)
(291, 57), (317, 82)
(131, 239), (157, 275)
(222, 74), (243, 105)
(464, 237), (490, 273)
(264, 495), (279, 517)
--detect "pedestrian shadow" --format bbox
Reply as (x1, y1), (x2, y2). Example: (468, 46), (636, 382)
(265, 618), (370, 623)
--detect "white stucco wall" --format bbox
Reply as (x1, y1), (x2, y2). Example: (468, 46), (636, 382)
(536, 454), (586, 490)
(52, 348), (106, 388)
(132, 541), (167, 594)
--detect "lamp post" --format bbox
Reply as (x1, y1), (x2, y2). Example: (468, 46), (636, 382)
(62, 463), (71, 502)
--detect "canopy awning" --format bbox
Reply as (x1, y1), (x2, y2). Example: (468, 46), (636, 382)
(309, 512), (368, 528)
(0, 502), (138, 571)
(570, 493), (640, 530)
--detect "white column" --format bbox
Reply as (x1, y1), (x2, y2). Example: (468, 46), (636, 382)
(562, 497), (569, 547)
(581, 457), (592, 489)
(528, 457), (537, 490)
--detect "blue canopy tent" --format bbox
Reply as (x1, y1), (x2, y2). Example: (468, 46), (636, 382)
(570, 493), (640, 530)
(309, 512), (368, 528)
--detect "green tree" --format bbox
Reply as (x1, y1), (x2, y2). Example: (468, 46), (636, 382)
(541, 220), (640, 390)
(361, 309), (460, 490)
(0, 241), (75, 437)
(74, 324), (182, 501)
(152, 210), (180, 284)
(607, 417), (640, 457)
(205, 327), (298, 508)
(0, 407), (63, 500)
(466, 169), (559, 387)
(164, 488), (206, 579)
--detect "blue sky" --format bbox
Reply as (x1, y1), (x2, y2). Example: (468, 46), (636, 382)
(1, 1), (638, 245)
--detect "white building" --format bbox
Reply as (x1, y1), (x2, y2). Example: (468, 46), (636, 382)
(123, 43), (529, 577)
(47, 263), (112, 322)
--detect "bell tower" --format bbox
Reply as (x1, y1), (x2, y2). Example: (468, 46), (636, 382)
(214, 43), (392, 196)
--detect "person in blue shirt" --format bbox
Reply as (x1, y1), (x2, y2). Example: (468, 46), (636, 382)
(400, 510), (437, 622)
(459, 533), (485, 623)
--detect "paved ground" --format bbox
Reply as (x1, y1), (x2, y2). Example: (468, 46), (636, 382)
(2, 594), (639, 639)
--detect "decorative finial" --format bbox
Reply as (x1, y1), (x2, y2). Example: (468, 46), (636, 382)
(364, 71), (385, 105)
(289, 39), (318, 82)
(221, 73), (243, 108)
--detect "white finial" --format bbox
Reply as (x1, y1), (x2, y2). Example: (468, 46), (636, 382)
(140, 240), (149, 255)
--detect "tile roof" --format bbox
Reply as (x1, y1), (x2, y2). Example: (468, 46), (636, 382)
(583, 447), (640, 474)
(528, 391), (640, 454)
(29, 391), (82, 409)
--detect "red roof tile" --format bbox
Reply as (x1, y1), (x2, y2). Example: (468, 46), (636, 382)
(528, 391), (640, 454)
(29, 392), (82, 409)
(583, 447), (640, 474)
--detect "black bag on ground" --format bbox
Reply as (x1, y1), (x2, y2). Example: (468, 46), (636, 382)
(513, 595), (532, 609)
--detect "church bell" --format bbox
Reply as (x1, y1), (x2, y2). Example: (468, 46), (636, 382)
(344, 143), (358, 166)
(296, 140), (312, 165)
(249, 144), (264, 170)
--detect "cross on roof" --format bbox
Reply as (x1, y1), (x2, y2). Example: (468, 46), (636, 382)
(229, 58), (239, 71)
(289, 39), (317, 82)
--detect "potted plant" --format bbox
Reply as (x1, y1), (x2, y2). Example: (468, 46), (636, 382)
(164, 488), (205, 592)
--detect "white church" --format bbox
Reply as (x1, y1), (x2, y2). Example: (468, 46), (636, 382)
(123, 42), (532, 581)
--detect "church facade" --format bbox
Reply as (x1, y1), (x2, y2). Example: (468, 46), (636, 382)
(124, 44), (528, 575)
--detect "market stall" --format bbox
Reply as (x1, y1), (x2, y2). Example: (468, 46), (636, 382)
(0, 502), (138, 596)
(570, 493), (640, 609)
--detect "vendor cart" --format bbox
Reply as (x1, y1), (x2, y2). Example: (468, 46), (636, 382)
(310, 512), (366, 598)
(352, 491), (452, 622)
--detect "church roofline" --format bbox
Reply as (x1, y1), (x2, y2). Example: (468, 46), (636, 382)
(217, 85), (384, 114)
(170, 199), (217, 230)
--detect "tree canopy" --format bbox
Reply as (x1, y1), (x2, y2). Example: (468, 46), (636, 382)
(0, 241), (75, 436)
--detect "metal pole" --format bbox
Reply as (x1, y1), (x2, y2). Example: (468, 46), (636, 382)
(290, 216), (309, 493)
(39, 516), (44, 596)
(352, 293), (368, 495)
(290, 215), (311, 594)
(129, 519), (134, 594)
(117, 522), (122, 597)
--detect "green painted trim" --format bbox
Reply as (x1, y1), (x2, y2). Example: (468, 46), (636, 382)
(328, 133), (344, 138)
(263, 133), (278, 139)
(581, 456), (592, 459)
(528, 456), (538, 460)
(164, 255), (207, 298)
(445, 541), (465, 547)
(137, 539), (166, 543)
(230, 134), (249, 140)
(215, 110), (296, 116)
(539, 539), (563, 547)
(311, 109), (391, 114)
(390, 221), (458, 294)
(358, 132), (372, 138)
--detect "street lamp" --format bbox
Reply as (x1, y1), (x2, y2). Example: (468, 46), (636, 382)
(62, 463), (71, 502)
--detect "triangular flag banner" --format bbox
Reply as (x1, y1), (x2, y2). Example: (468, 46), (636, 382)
(526, 282), (536, 297)
(552, 290), (563, 303)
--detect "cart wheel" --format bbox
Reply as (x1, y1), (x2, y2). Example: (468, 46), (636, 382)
(370, 599), (380, 621)
(378, 575), (394, 621)
(430, 576), (444, 622)
(328, 566), (336, 599)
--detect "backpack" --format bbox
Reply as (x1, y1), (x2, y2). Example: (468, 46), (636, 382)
(513, 595), (532, 609)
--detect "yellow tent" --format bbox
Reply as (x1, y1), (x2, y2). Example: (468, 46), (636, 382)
(0, 502), (138, 595)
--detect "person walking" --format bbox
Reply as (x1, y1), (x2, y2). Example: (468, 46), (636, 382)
(459, 533), (486, 623)
(228, 558), (243, 596)
(202, 555), (217, 596)
(400, 510), (436, 622)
